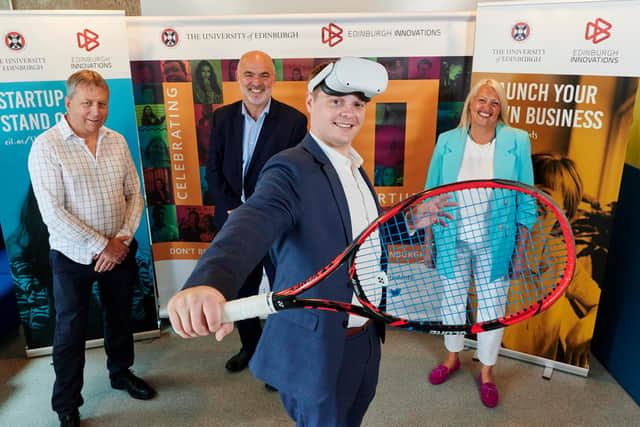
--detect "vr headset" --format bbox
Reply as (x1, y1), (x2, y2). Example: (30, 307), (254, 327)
(307, 57), (388, 101)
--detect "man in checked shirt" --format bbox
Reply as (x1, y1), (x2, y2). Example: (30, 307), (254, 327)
(28, 70), (155, 427)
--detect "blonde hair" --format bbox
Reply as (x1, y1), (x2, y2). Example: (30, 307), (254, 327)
(66, 70), (109, 99)
(532, 153), (584, 220)
(457, 78), (509, 129)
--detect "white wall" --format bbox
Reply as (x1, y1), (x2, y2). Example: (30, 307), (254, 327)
(141, 0), (482, 15)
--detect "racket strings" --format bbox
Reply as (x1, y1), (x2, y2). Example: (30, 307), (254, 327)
(352, 185), (570, 329)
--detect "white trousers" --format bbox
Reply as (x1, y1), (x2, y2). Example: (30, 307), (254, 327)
(441, 239), (508, 366)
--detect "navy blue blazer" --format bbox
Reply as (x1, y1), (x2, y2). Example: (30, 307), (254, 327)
(205, 98), (307, 230)
(185, 134), (381, 401)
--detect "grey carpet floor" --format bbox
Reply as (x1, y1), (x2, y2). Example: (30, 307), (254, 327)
(1, 325), (638, 426)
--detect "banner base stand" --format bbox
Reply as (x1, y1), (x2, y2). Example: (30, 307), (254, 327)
(464, 338), (589, 378)
(25, 329), (161, 358)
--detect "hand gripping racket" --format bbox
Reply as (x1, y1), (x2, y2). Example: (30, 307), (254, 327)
(222, 179), (575, 334)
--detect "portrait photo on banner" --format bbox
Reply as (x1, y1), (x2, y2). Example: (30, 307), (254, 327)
(149, 204), (179, 243)
(161, 59), (191, 83)
(140, 128), (171, 169)
(190, 59), (223, 104)
(176, 205), (216, 243)
(136, 104), (166, 128)
(143, 167), (174, 206)
(133, 83), (164, 106)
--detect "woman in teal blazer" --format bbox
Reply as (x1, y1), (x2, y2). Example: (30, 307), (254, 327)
(425, 79), (534, 408)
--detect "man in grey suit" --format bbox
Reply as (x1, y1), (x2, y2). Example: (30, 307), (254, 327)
(169, 57), (388, 427)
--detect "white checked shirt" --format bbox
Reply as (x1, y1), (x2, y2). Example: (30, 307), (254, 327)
(28, 117), (144, 265)
(312, 132), (381, 328)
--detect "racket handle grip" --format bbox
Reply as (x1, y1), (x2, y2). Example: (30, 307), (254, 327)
(222, 292), (276, 323)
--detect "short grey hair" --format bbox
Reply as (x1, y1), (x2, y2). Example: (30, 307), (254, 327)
(66, 70), (109, 99)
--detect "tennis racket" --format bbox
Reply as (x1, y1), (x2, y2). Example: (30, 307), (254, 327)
(222, 179), (575, 334)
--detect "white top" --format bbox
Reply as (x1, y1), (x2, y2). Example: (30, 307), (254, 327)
(28, 117), (144, 264)
(311, 131), (381, 328)
(456, 134), (495, 243)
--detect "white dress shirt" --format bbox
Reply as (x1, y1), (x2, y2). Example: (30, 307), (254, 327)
(311, 132), (381, 327)
(28, 117), (144, 265)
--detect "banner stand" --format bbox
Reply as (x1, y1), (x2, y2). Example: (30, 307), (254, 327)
(25, 330), (161, 359)
(0, 10), (160, 354)
(464, 339), (589, 378)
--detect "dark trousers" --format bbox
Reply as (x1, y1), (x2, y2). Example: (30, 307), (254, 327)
(236, 256), (274, 352)
(50, 241), (138, 416)
(280, 323), (381, 427)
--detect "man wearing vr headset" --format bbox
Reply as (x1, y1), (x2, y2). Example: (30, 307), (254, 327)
(168, 57), (388, 427)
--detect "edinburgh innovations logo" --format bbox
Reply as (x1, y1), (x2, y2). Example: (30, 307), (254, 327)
(585, 18), (612, 44)
(77, 28), (100, 52)
(321, 23), (343, 47)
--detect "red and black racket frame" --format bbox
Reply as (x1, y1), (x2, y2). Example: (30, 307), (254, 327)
(266, 179), (576, 335)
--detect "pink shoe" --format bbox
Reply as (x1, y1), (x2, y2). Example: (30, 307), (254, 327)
(428, 359), (461, 385)
(478, 375), (499, 408)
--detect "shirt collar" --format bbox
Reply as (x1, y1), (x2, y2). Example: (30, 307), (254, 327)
(241, 98), (272, 120)
(59, 114), (108, 143)
(310, 131), (363, 171)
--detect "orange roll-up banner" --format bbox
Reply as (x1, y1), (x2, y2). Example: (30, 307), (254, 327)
(473, 0), (640, 374)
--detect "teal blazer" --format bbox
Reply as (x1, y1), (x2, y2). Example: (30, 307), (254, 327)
(425, 123), (536, 281)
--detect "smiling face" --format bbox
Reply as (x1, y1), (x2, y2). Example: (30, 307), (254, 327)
(200, 62), (212, 83)
(469, 84), (501, 131)
(306, 91), (366, 156)
(163, 61), (187, 82)
(237, 51), (275, 114)
(65, 83), (109, 139)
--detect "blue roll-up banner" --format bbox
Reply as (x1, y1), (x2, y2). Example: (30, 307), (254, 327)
(0, 11), (159, 355)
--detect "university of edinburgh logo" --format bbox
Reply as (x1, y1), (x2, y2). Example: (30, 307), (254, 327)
(162, 28), (179, 47)
(322, 23), (343, 47)
(5, 32), (25, 51)
(511, 22), (530, 42)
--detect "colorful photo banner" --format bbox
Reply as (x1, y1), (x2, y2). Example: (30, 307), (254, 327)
(126, 13), (476, 314)
(0, 11), (159, 352)
(473, 0), (640, 372)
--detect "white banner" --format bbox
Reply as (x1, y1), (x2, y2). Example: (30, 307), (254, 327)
(126, 13), (476, 315)
(473, 0), (640, 77)
(127, 13), (475, 60)
(140, 0), (480, 16)
(0, 10), (132, 82)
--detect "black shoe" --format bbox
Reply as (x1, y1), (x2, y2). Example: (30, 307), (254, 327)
(225, 348), (253, 372)
(264, 383), (278, 392)
(59, 411), (80, 427)
(110, 369), (156, 400)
